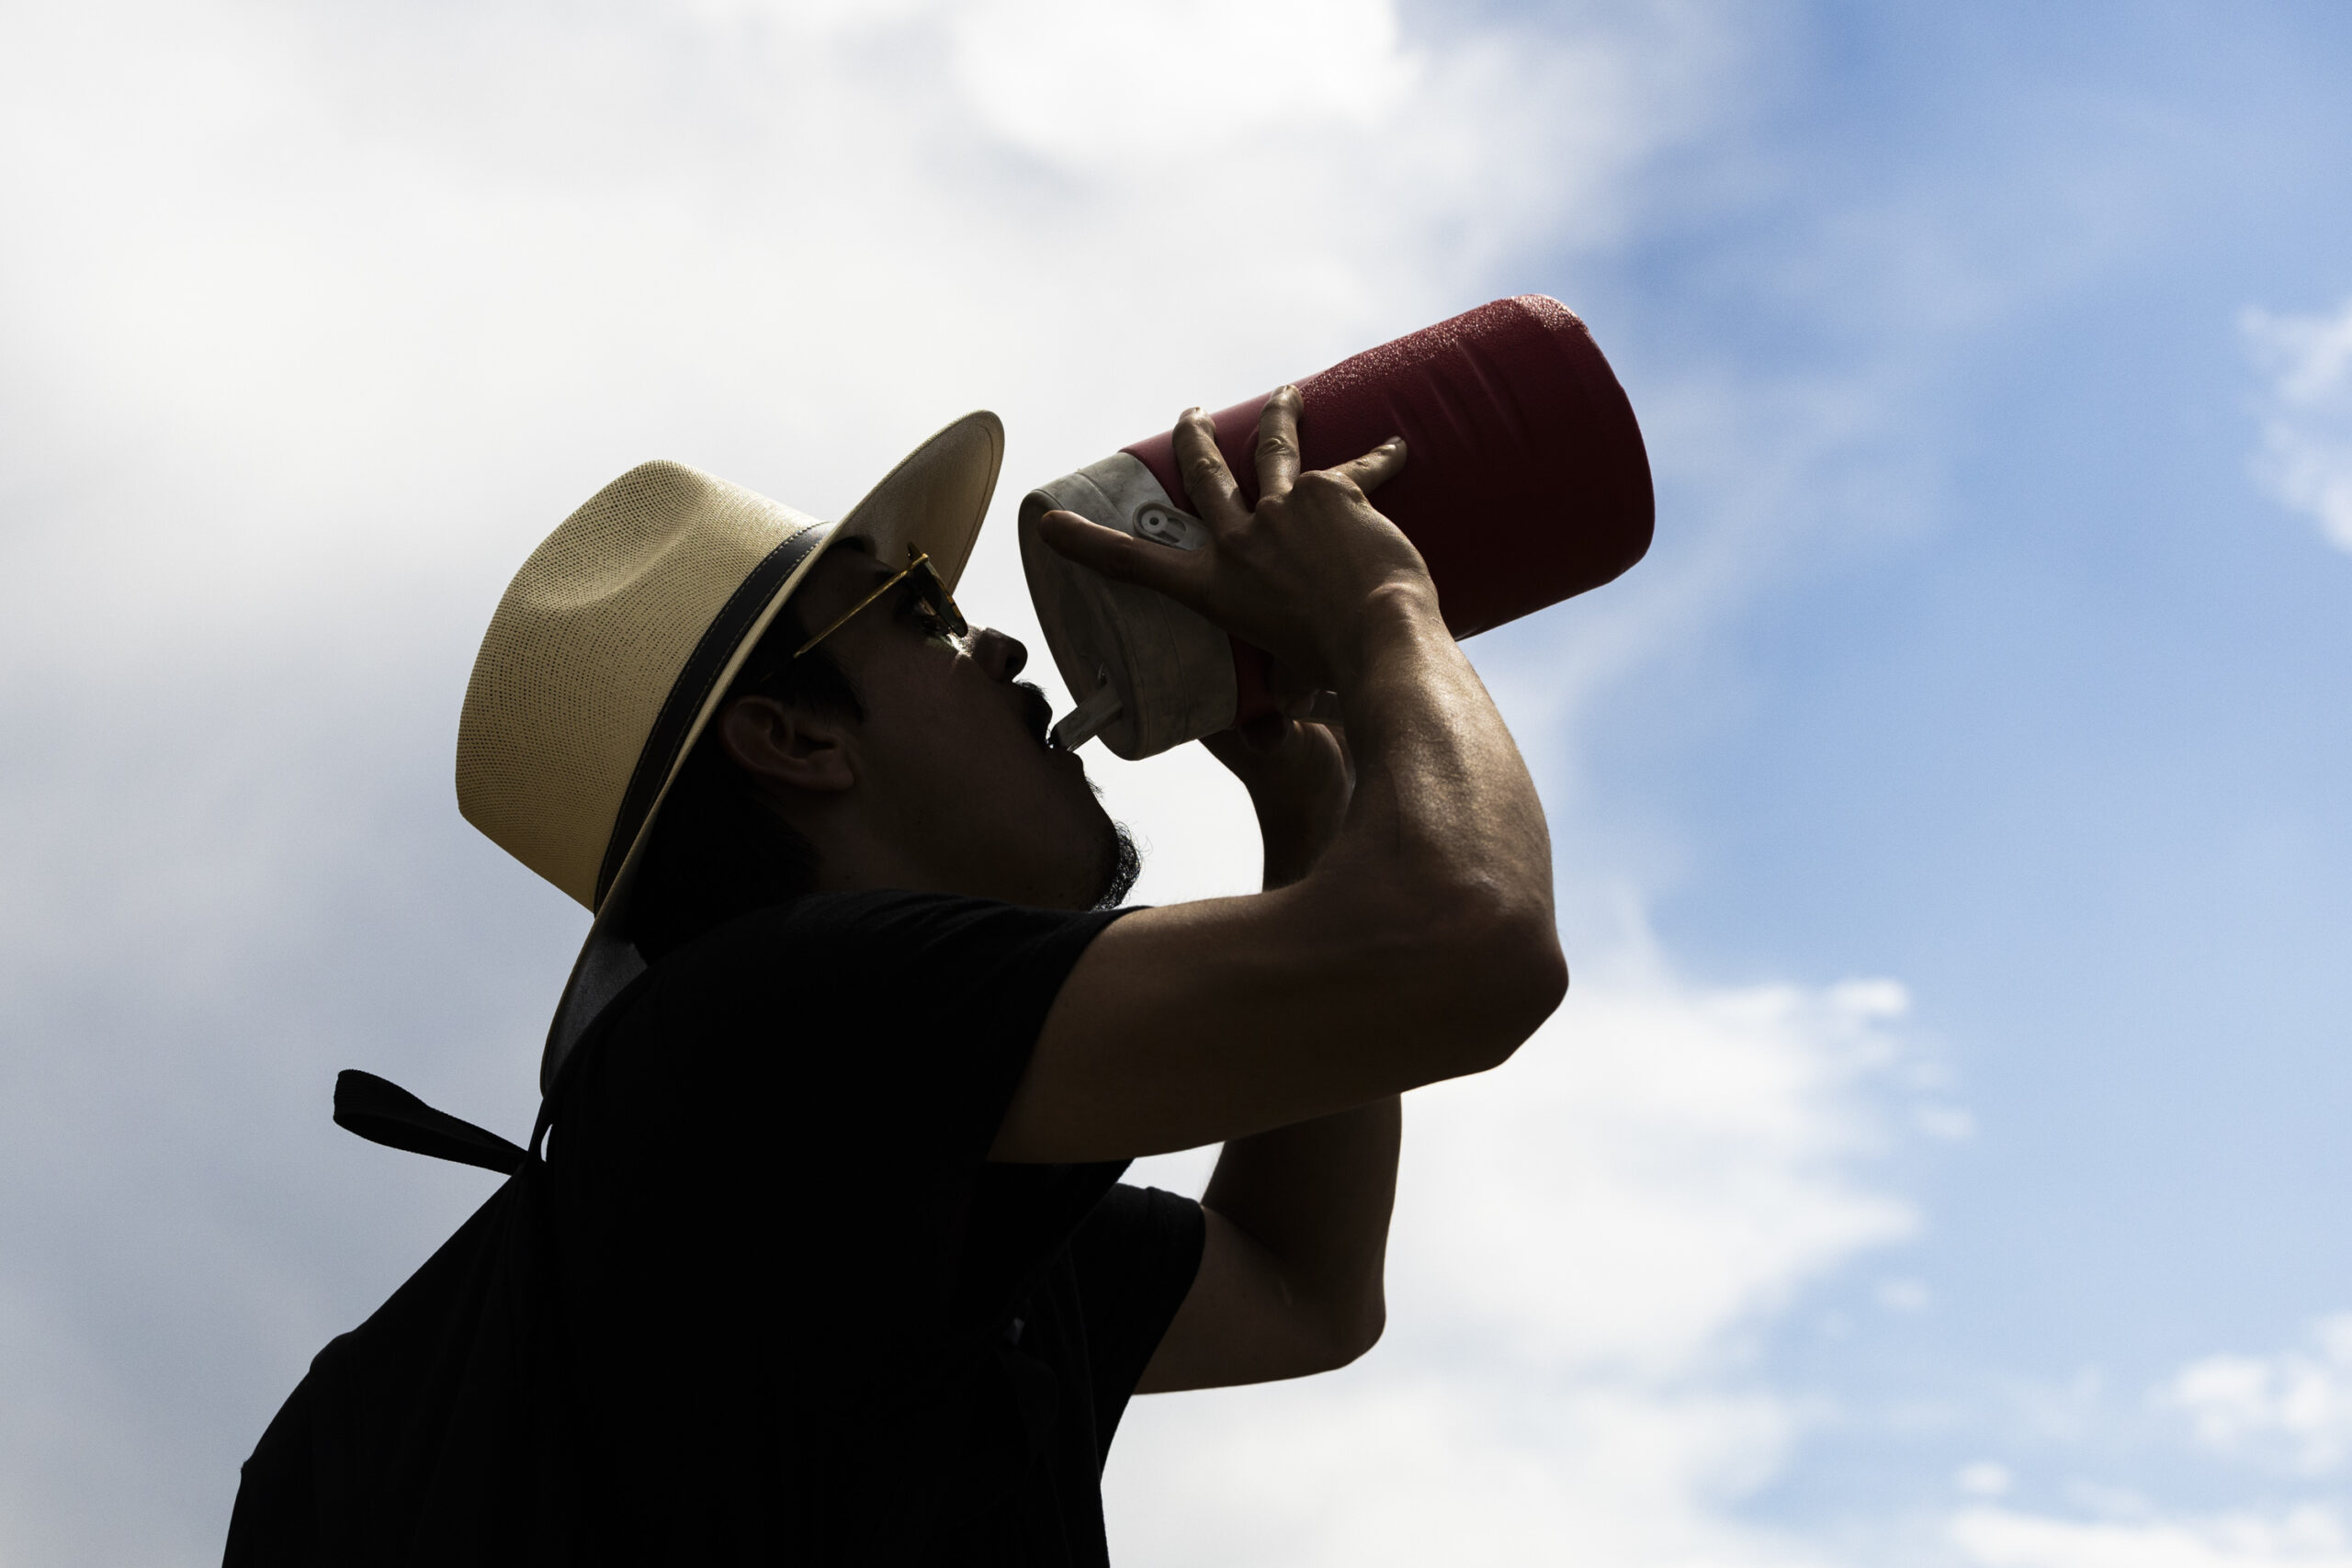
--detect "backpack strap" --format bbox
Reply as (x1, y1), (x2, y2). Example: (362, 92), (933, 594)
(333, 1070), (527, 1177)
(335, 971), (616, 1174)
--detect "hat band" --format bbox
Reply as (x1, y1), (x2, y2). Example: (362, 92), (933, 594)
(593, 523), (831, 908)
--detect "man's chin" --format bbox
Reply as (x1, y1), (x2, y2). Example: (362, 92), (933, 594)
(1091, 819), (1143, 910)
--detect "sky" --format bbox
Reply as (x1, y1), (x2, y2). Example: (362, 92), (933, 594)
(1, 0), (2349, 1563)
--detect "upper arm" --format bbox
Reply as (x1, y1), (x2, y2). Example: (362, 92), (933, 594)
(990, 874), (1565, 1164)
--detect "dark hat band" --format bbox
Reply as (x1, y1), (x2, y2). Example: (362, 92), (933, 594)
(592, 522), (831, 908)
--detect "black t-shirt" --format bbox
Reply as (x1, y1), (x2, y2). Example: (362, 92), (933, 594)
(548, 889), (1204, 1564)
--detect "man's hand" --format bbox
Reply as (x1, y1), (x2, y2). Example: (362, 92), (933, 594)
(1071, 387), (1385, 887)
(997, 383), (1564, 1163)
(1204, 716), (1351, 891)
(1035, 387), (1419, 696)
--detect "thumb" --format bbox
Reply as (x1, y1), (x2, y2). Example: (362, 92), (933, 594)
(1036, 509), (1200, 600)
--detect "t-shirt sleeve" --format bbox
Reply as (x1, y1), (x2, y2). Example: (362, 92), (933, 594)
(1069, 1182), (1207, 1461)
(839, 890), (1130, 1157)
(650, 888), (1129, 1162)
(580, 891), (1136, 1351)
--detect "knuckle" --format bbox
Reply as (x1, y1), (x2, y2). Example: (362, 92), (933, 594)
(1255, 432), (1297, 461)
(1294, 468), (1351, 499)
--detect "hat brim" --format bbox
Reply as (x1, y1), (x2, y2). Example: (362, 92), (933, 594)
(536, 410), (1005, 1090)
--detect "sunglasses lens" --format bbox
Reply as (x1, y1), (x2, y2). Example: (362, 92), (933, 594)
(913, 562), (967, 637)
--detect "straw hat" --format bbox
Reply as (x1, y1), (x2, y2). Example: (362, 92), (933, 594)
(457, 412), (1005, 1089)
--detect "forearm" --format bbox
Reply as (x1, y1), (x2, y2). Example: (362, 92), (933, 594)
(1189, 767), (1401, 1352)
(1317, 586), (1556, 935)
(1009, 410), (1568, 1168)
(1200, 1095), (1400, 1355)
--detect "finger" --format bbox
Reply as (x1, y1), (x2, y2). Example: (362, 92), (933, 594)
(1199, 727), (1251, 771)
(1237, 711), (1295, 752)
(1329, 435), (1408, 496)
(1264, 655), (1317, 705)
(1254, 385), (1305, 502)
(1170, 408), (1250, 530)
(1035, 509), (1204, 601)
(1200, 725), (1295, 801)
(1293, 716), (1351, 778)
(1317, 718), (1356, 788)
(1299, 691), (1345, 726)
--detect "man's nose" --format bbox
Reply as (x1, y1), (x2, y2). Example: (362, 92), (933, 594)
(968, 626), (1028, 682)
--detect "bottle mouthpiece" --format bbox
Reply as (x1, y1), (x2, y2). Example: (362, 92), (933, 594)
(1048, 677), (1124, 752)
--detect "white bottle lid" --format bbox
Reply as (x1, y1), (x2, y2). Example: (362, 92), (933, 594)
(1018, 454), (1239, 759)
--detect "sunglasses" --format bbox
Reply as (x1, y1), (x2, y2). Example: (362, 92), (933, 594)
(794, 545), (970, 660)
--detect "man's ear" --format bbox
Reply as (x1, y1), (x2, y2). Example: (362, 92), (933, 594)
(717, 695), (857, 796)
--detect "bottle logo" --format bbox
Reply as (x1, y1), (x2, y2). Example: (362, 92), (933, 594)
(1131, 502), (1209, 552)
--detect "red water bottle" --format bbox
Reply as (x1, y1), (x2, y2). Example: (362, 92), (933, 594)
(1019, 295), (1653, 756)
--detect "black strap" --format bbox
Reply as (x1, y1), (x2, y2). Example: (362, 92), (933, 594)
(592, 522), (830, 908)
(333, 1069), (527, 1177)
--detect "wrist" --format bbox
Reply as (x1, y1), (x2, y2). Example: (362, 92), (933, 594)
(1324, 578), (1445, 693)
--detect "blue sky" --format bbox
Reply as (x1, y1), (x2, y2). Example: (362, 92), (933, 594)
(2, 1), (2349, 1562)
(1595, 0), (2352, 1447)
(1534, 0), (2352, 1539)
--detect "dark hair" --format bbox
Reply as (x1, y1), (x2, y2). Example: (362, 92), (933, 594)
(625, 599), (864, 962)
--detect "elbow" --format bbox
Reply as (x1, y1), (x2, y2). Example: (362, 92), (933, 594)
(1337, 1297), (1387, 1367)
(1424, 891), (1567, 1076)
(1307, 1292), (1387, 1374)
(1510, 918), (1571, 1036)
(1332, 872), (1569, 1083)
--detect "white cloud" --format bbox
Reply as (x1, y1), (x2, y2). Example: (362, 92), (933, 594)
(1931, 1323), (2352, 1568)
(0, 0), (1727, 683)
(948, 0), (1420, 165)
(1111, 1376), (1833, 1567)
(0, 0), (1736, 912)
(1955, 1461), (2014, 1498)
(1115, 936), (1921, 1565)
(1393, 962), (1915, 1375)
(1951, 1505), (2352, 1568)
(0, 1), (1957, 1563)
(2244, 298), (2352, 551)
(2164, 1315), (2352, 1474)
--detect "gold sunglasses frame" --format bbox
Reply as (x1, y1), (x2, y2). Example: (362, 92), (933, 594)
(793, 545), (969, 660)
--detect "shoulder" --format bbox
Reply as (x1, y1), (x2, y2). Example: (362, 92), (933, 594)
(648, 890), (1132, 1003)
(586, 891), (1132, 1094)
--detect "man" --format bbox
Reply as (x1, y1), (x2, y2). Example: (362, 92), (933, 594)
(226, 390), (1565, 1564)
